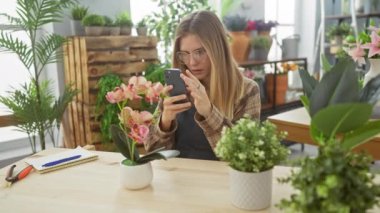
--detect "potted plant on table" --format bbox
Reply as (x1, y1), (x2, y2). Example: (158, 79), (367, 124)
(116, 12), (133, 36)
(249, 35), (272, 61)
(327, 22), (352, 54)
(215, 117), (289, 210)
(277, 58), (380, 212)
(106, 76), (179, 190)
(136, 18), (148, 36)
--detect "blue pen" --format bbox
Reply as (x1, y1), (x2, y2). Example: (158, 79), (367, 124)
(42, 155), (82, 167)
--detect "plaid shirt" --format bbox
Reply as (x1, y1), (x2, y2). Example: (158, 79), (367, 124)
(145, 77), (261, 152)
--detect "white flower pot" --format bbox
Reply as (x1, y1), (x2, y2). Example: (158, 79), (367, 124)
(229, 167), (272, 210)
(120, 161), (153, 190)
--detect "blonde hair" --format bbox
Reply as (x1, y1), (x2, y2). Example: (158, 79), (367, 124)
(172, 11), (244, 119)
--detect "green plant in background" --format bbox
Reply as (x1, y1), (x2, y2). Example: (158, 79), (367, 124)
(144, 62), (170, 85)
(81, 14), (106, 27)
(0, 0), (77, 153)
(103, 16), (113, 27)
(115, 12), (133, 27)
(71, 5), (88, 21)
(327, 22), (352, 40)
(215, 118), (288, 173)
(137, 18), (147, 28)
(145, 0), (211, 62)
(277, 58), (380, 212)
(220, 0), (243, 17)
(95, 73), (123, 143)
(251, 35), (272, 49)
(222, 14), (247, 32)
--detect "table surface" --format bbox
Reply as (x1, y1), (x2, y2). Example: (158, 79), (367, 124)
(0, 148), (295, 212)
(268, 107), (380, 159)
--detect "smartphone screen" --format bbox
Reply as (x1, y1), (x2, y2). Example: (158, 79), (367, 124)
(164, 68), (188, 103)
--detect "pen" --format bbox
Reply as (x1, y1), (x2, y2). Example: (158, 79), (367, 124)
(42, 155), (82, 167)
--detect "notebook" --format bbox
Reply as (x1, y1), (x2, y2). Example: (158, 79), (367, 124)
(25, 146), (98, 173)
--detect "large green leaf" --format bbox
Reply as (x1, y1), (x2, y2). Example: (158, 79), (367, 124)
(310, 58), (359, 116)
(311, 103), (372, 139)
(300, 95), (310, 114)
(137, 150), (180, 164)
(342, 120), (380, 150)
(110, 125), (140, 161)
(299, 69), (317, 99)
(360, 74), (380, 105)
(321, 54), (332, 72)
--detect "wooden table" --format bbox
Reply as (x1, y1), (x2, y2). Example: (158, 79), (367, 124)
(268, 107), (380, 159)
(0, 148), (295, 212)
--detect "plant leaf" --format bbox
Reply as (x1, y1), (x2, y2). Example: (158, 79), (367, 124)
(311, 103), (372, 139)
(321, 54), (332, 72)
(360, 74), (380, 104)
(137, 150), (180, 164)
(342, 120), (380, 150)
(300, 95), (310, 114)
(310, 58), (359, 116)
(299, 69), (317, 99)
(110, 125), (139, 160)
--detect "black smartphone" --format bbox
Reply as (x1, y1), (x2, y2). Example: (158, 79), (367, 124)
(164, 68), (188, 103)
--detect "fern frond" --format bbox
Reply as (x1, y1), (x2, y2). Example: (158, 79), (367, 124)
(35, 34), (66, 73)
(0, 13), (24, 31)
(0, 31), (33, 69)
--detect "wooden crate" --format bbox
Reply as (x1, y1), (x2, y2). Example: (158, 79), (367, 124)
(62, 36), (158, 148)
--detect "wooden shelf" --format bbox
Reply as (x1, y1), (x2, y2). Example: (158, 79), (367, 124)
(239, 57), (308, 67)
(325, 12), (380, 20)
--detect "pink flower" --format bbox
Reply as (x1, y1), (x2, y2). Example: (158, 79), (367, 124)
(348, 43), (366, 65)
(121, 106), (153, 127)
(129, 124), (150, 144)
(361, 30), (380, 58)
(105, 87), (125, 103)
(128, 76), (149, 94)
(245, 20), (256, 31)
(121, 83), (141, 101)
(145, 82), (164, 103)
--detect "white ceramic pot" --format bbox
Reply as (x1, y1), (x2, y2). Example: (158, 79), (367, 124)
(229, 167), (272, 211)
(120, 161), (153, 190)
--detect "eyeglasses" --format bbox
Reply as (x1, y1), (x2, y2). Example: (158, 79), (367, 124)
(176, 48), (207, 64)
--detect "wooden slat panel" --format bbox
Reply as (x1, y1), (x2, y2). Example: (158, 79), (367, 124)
(85, 36), (158, 50)
(87, 62), (147, 78)
(62, 40), (75, 147)
(87, 50), (134, 63)
(0, 115), (18, 127)
(73, 38), (85, 147)
(68, 38), (81, 146)
(79, 37), (92, 144)
(130, 49), (158, 61)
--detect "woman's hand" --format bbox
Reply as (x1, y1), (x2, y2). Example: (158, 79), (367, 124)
(181, 70), (212, 118)
(160, 85), (191, 131)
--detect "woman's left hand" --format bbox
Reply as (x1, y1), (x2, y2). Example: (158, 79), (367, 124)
(180, 70), (212, 117)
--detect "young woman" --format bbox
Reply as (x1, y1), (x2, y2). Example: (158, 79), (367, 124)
(145, 11), (261, 160)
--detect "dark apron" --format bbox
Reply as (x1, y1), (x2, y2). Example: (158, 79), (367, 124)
(174, 107), (218, 160)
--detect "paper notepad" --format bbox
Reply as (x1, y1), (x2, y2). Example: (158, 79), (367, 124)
(25, 147), (98, 173)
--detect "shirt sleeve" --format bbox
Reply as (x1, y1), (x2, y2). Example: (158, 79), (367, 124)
(194, 78), (261, 149)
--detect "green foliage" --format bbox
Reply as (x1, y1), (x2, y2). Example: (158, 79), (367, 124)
(71, 5), (88, 21)
(0, 81), (77, 153)
(103, 16), (113, 27)
(277, 143), (380, 213)
(222, 15), (247, 32)
(0, 0), (77, 152)
(145, 0), (211, 62)
(137, 18), (147, 28)
(327, 22), (352, 39)
(115, 12), (133, 27)
(81, 14), (105, 27)
(251, 36), (271, 49)
(144, 62), (170, 85)
(221, 0), (243, 17)
(95, 73), (123, 143)
(215, 118), (289, 173)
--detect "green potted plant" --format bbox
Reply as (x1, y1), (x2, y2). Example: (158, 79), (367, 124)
(116, 12), (133, 36)
(277, 58), (380, 212)
(136, 18), (148, 36)
(107, 76), (179, 190)
(249, 35), (272, 61)
(327, 22), (352, 54)
(103, 16), (120, 36)
(82, 14), (105, 36)
(0, 0), (78, 153)
(215, 118), (289, 210)
(222, 15), (250, 62)
(70, 5), (88, 35)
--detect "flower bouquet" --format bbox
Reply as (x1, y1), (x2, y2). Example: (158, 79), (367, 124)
(106, 76), (179, 166)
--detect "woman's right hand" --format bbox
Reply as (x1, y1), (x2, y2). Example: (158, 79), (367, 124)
(160, 86), (191, 131)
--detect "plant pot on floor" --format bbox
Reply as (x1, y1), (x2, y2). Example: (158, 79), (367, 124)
(229, 167), (273, 210)
(120, 161), (153, 190)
